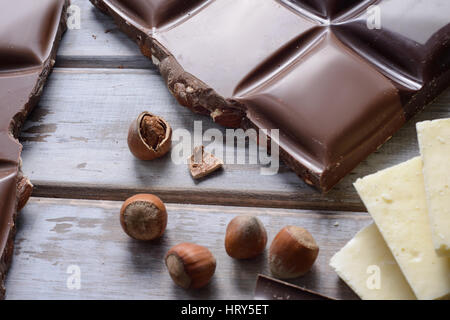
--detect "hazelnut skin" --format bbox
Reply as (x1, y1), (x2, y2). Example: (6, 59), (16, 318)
(120, 194), (167, 241)
(127, 111), (172, 160)
(269, 226), (319, 279)
(225, 215), (267, 259)
(165, 243), (216, 289)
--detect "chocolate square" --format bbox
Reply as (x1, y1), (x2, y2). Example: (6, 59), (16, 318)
(240, 32), (403, 188)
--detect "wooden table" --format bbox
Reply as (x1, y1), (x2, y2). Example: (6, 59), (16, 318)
(5, 0), (450, 299)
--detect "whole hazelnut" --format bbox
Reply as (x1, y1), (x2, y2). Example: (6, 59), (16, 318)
(127, 111), (172, 160)
(120, 194), (167, 241)
(165, 243), (216, 289)
(225, 215), (267, 259)
(269, 226), (319, 279)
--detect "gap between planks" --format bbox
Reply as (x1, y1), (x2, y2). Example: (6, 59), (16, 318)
(55, 55), (155, 70)
(26, 197), (369, 219)
(31, 182), (366, 212)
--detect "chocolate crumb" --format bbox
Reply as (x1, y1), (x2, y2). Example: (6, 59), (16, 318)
(189, 146), (223, 179)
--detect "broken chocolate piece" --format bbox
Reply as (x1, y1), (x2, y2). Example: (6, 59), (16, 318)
(189, 146), (223, 179)
(0, 0), (68, 299)
(254, 274), (335, 300)
(91, 0), (450, 191)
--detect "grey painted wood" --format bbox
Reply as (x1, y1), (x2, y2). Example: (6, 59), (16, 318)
(58, 0), (153, 69)
(6, 198), (370, 300)
(9, 0), (449, 301)
(19, 68), (450, 210)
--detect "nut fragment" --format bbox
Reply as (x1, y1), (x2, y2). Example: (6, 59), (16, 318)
(269, 226), (319, 279)
(165, 243), (216, 289)
(127, 111), (172, 160)
(16, 175), (33, 211)
(225, 215), (267, 259)
(189, 145), (223, 179)
(120, 194), (167, 241)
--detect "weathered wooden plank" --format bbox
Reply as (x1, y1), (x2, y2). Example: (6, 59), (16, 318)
(6, 197), (369, 300)
(19, 68), (450, 210)
(57, 0), (153, 69)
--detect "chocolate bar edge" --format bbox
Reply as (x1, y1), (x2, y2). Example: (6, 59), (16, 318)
(0, 0), (70, 299)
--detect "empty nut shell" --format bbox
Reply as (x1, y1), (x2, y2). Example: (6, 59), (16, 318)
(127, 111), (172, 160)
(120, 194), (168, 241)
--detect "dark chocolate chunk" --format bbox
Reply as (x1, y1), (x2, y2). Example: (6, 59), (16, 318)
(90, 0), (450, 191)
(254, 274), (335, 300)
(0, 0), (68, 299)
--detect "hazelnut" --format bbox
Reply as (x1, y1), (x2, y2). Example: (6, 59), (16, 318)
(165, 243), (216, 289)
(269, 226), (319, 279)
(225, 215), (267, 259)
(127, 111), (172, 160)
(120, 194), (167, 241)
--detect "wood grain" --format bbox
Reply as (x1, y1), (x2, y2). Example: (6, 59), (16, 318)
(5, 197), (370, 300)
(19, 68), (450, 210)
(58, 0), (153, 69)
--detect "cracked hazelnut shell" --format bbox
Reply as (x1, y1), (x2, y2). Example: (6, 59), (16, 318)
(165, 243), (216, 289)
(127, 111), (172, 160)
(225, 215), (267, 259)
(269, 226), (319, 279)
(120, 194), (168, 241)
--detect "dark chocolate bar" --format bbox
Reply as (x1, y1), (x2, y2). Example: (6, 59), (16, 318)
(0, 0), (68, 298)
(91, 0), (450, 191)
(254, 274), (334, 300)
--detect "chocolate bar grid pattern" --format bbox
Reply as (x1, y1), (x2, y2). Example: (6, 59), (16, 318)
(112, 0), (450, 89)
(96, 0), (450, 190)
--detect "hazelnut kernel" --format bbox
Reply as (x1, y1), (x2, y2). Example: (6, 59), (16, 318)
(120, 194), (167, 241)
(127, 111), (172, 160)
(225, 215), (267, 259)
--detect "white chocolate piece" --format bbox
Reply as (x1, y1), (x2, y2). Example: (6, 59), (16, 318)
(354, 157), (450, 300)
(330, 224), (416, 300)
(417, 118), (450, 257)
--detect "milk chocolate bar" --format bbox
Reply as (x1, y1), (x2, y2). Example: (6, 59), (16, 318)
(91, 0), (450, 191)
(0, 0), (69, 298)
(254, 274), (334, 300)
